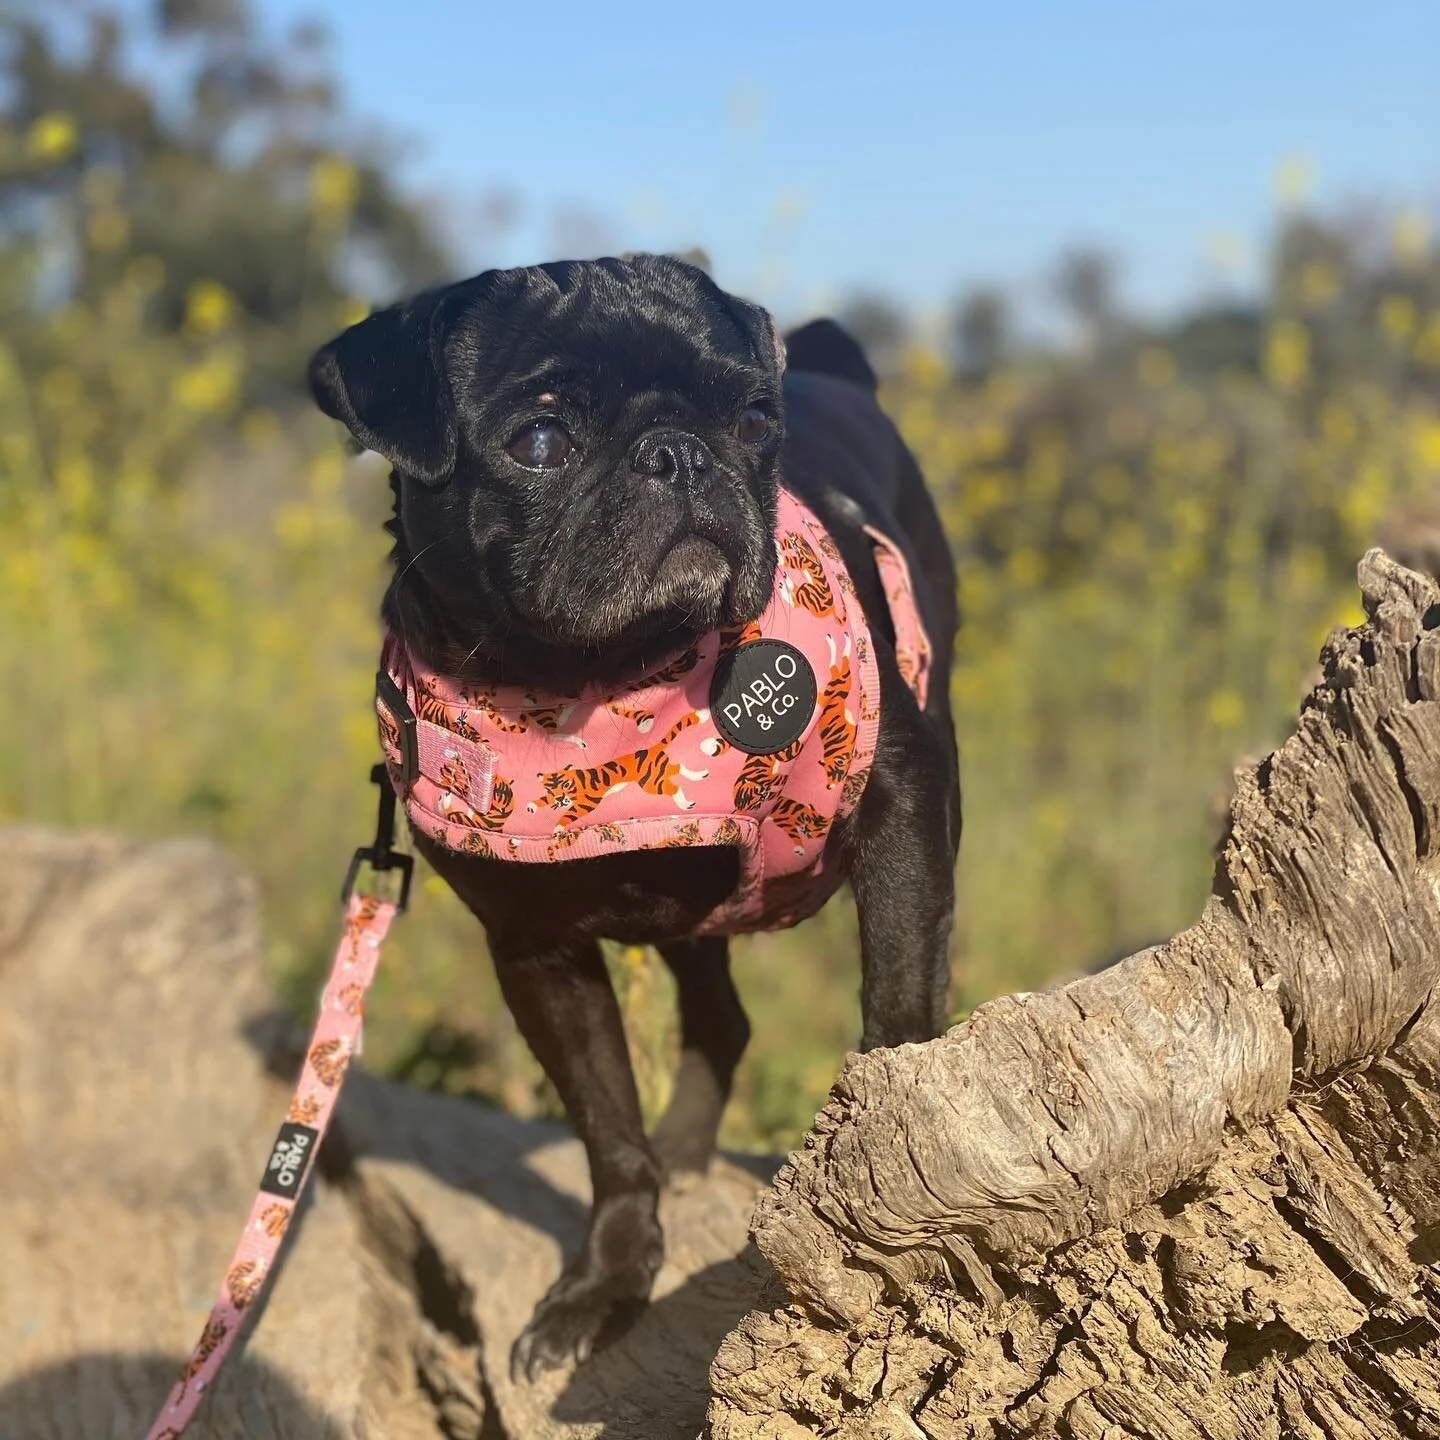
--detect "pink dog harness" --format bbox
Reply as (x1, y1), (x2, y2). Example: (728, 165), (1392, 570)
(147, 487), (929, 1437)
(376, 487), (931, 931)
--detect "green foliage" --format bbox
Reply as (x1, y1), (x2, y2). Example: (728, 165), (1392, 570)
(4, 5), (1440, 1153)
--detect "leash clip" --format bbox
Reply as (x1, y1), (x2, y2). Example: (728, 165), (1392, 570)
(342, 763), (414, 912)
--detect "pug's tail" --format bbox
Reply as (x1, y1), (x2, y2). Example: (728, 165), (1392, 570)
(781, 318), (878, 395)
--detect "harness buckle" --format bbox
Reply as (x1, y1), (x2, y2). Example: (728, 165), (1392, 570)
(376, 671), (420, 786)
(342, 763), (415, 912)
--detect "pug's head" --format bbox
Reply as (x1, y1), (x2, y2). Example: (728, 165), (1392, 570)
(309, 255), (785, 686)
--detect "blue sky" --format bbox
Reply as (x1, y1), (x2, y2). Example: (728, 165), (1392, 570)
(257, 0), (1438, 327)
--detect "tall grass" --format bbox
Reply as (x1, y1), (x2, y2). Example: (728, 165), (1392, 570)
(3, 186), (1439, 1150)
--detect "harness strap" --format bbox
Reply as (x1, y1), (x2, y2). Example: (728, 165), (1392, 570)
(144, 785), (405, 1437)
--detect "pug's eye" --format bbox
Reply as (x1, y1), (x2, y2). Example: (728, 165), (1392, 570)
(506, 419), (574, 469)
(736, 407), (774, 443)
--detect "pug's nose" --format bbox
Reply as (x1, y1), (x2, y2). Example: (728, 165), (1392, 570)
(629, 429), (713, 486)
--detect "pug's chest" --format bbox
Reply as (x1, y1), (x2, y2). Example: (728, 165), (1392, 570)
(416, 833), (743, 947)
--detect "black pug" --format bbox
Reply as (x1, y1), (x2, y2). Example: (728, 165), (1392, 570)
(308, 255), (960, 1378)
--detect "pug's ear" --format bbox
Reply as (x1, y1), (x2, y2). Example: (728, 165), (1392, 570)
(309, 286), (467, 484)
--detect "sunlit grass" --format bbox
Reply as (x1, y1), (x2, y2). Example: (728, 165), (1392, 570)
(3, 181), (1439, 1152)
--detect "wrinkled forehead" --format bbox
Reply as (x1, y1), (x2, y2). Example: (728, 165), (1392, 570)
(448, 272), (770, 408)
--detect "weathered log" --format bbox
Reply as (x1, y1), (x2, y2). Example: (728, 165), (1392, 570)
(711, 550), (1440, 1438)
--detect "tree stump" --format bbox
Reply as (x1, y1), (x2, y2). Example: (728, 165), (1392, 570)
(711, 550), (1440, 1437)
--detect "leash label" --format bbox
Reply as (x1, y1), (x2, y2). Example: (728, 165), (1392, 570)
(710, 639), (817, 755)
(259, 1122), (320, 1198)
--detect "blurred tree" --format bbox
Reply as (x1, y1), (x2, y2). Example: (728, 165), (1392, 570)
(1053, 245), (1122, 351)
(949, 284), (1011, 380)
(0, 0), (455, 397)
(1162, 303), (1262, 374)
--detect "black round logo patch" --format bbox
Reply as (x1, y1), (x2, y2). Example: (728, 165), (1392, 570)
(710, 640), (818, 755)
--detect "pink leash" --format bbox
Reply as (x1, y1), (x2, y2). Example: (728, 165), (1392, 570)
(144, 763), (412, 1438)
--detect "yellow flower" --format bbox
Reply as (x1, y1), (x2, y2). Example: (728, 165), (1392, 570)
(26, 112), (79, 163)
(1264, 318), (1309, 391)
(309, 155), (360, 219)
(1379, 294), (1418, 344)
(171, 351), (243, 413)
(1411, 418), (1440, 474)
(336, 297), (372, 328)
(185, 280), (238, 336)
(1206, 689), (1244, 729)
(1273, 154), (1314, 208)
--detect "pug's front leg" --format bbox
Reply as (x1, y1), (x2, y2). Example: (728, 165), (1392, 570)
(492, 936), (663, 1380)
(850, 684), (959, 1052)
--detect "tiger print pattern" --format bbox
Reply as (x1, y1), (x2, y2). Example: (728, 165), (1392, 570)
(258, 1203), (290, 1239)
(468, 693), (585, 746)
(717, 619), (764, 651)
(644, 819), (704, 848)
(817, 533), (859, 597)
(377, 703), (401, 756)
(437, 753), (472, 798)
(438, 774), (514, 830)
(818, 634), (857, 788)
(287, 1093), (321, 1126)
(530, 710), (710, 827)
(336, 983), (366, 1018)
(544, 820), (629, 860)
(733, 736), (804, 812)
(225, 1258), (265, 1310)
(342, 894), (383, 965)
(602, 699), (655, 731)
(770, 795), (830, 853)
(780, 531), (842, 619)
(307, 1036), (349, 1088)
(415, 676), (478, 738)
(177, 1316), (229, 1398)
(841, 766), (870, 809)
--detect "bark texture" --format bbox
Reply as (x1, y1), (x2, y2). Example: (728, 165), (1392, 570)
(713, 550), (1440, 1437)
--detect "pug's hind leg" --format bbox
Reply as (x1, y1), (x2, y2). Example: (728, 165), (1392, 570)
(650, 937), (749, 1178)
(493, 936), (663, 1381)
